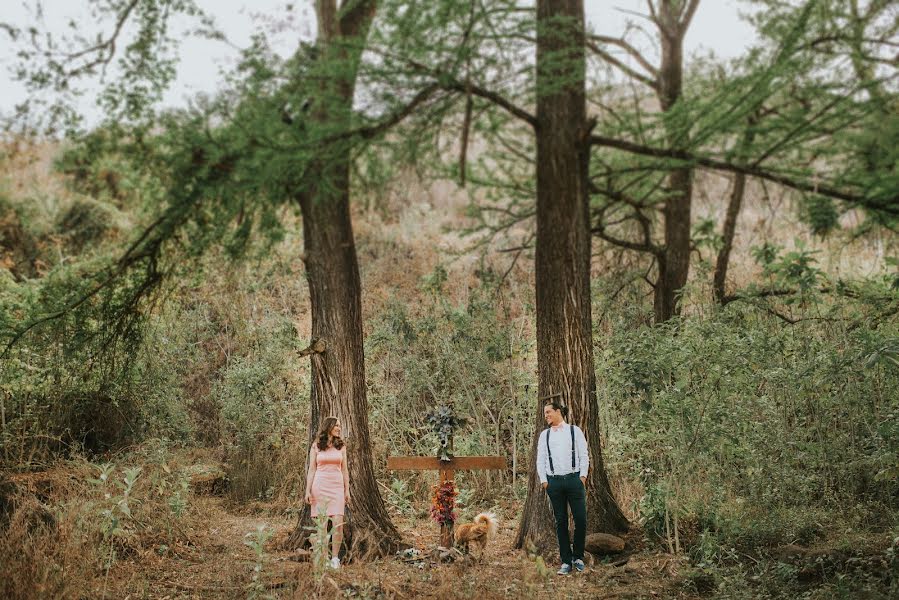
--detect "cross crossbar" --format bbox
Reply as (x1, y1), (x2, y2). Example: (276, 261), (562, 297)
(386, 456), (506, 471)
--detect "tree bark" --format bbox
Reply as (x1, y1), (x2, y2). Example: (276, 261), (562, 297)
(515, 0), (628, 558)
(654, 3), (693, 323)
(288, 0), (403, 557)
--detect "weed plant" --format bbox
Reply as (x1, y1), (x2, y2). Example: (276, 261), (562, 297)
(244, 524), (274, 600)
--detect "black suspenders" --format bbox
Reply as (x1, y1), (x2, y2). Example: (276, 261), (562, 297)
(546, 425), (576, 475)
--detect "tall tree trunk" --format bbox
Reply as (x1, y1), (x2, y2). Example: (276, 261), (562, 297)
(294, 158), (402, 557)
(288, 0), (402, 557)
(655, 167), (692, 322)
(515, 0), (628, 557)
(654, 3), (693, 323)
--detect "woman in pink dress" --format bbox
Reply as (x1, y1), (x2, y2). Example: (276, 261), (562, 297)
(304, 416), (349, 569)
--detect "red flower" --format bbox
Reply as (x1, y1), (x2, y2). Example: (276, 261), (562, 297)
(429, 480), (457, 526)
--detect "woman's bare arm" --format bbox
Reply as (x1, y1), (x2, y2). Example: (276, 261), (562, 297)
(341, 446), (350, 504)
(305, 444), (317, 502)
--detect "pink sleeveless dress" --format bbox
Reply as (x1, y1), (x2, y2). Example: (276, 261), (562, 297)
(311, 445), (345, 517)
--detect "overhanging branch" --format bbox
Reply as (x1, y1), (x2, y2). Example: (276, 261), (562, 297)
(440, 80), (537, 129)
(591, 220), (662, 257)
(339, 83), (442, 141)
(63, 0), (141, 78)
(588, 134), (891, 211)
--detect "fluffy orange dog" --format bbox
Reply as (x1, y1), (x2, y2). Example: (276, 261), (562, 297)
(454, 512), (498, 558)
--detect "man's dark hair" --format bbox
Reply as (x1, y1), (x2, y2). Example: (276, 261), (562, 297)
(545, 400), (569, 419)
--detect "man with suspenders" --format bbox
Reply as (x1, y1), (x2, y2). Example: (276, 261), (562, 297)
(537, 401), (589, 575)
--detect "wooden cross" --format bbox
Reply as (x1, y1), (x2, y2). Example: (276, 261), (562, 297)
(387, 455), (507, 548)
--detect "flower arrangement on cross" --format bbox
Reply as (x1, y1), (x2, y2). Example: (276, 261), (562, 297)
(425, 405), (468, 528)
(426, 404), (468, 462)
(430, 479), (457, 527)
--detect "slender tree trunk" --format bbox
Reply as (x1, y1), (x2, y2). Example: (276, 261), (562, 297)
(713, 115), (757, 303)
(654, 7), (693, 323)
(515, 0), (628, 557)
(713, 171), (747, 303)
(288, 0), (402, 557)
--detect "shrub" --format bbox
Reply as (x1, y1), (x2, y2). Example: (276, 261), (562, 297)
(598, 307), (899, 553)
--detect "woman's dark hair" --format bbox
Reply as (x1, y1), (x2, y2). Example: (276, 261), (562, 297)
(544, 401), (569, 419)
(316, 416), (345, 451)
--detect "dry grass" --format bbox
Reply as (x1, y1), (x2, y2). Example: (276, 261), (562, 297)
(25, 477), (695, 599)
(0, 450), (213, 599)
(1, 464), (95, 600)
(0, 448), (695, 600)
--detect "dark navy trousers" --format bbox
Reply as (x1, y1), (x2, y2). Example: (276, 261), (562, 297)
(546, 473), (587, 565)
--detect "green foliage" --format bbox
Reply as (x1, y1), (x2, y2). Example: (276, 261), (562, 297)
(0, 5), (896, 598)
(366, 268), (533, 496)
(89, 463), (141, 568)
(6, 0), (216, 134)
(81, 449), (196, 570)
(693, 217), (723, 252)
(384, 478), (414, 514)
(308, 511), (332, 581)
(524, 540), (552, 584)
(0, 138), (200, 461)
(599, 308), (899, 556)
(425, 405), (469, 461)
(752, 241), (823, 295)
(800, 194), (841, 238)
(56, 196), (129, 252)
(216, 351), (296, 448)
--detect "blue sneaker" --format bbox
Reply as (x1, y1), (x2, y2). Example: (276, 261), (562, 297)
(557, 563), (572, 575)
(573, 559), (586, 572)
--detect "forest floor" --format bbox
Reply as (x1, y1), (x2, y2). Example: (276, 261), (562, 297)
(7, 454), (896, 599)
(99, 492), (699, 600)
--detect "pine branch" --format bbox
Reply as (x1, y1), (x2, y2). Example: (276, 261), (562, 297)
(365, 46), (537, 128)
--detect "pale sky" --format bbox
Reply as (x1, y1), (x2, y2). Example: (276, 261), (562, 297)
(0, 0), (757, 125)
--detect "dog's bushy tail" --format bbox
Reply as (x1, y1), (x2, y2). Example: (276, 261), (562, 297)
(474, 512), (498, 539)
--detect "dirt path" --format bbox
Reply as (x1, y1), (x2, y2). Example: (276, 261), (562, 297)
(102, 496), (698, 599)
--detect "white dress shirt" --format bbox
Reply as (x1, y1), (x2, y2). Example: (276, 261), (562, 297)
(536, 422), (589, 484)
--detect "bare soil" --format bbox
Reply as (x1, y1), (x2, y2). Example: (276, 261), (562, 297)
(97, 494), (698, 599)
